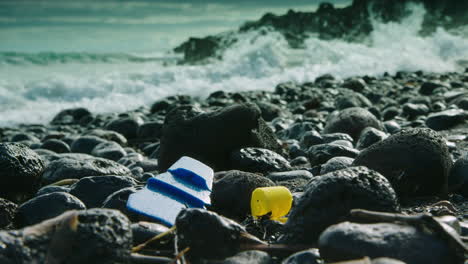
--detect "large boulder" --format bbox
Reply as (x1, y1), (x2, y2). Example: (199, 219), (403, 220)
(280, 166), (399, 244)
(158, 104), (282, 171)
(0, 143), (45, 202)
(353, 128), (451, 197)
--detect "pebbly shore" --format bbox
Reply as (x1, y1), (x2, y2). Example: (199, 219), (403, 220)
(1, 69), (468, 263)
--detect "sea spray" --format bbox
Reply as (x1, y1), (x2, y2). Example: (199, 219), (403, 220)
(0, 4), (467, 126)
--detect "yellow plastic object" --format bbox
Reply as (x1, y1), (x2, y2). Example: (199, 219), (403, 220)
(251, 186), (293, 223)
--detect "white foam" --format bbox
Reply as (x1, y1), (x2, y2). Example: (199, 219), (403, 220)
(0, 4), (467, 126)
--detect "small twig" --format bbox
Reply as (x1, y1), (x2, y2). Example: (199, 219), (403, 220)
(132, 226), (177, 253)
(129, 253), (172, 264)
(170, 247), (190, 264)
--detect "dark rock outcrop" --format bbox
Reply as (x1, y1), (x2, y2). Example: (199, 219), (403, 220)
(174, 0), (468, 63)
(158, 104), (282, 171)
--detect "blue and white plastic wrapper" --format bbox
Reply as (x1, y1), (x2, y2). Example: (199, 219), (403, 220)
(127, 156), (213, 226)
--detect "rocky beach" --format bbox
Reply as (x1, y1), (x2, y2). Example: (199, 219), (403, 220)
(1, 0), (468, 263)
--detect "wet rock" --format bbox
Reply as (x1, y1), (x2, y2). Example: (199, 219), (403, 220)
(319, 222), (457, 264)
(35, 185), (70, 196)
(50, 107), (92, 125)
(281, 248), (320, 264)
(425, 109), (467, 131)
(0, 198), (17, 229)
(356, 127), (388, 150)
(230, 148), (291, 174)
(323, 107), (383, 140)
(40, 139), (71, 153)
(137, 121), (163, 140)
(10, 133), (40, 143)
(1, 209), (132, 264)
(320, 156), (354, 175)
(207, 250), (272, 264)
(131, 221), (171, 246)
(382, 107), (400, 122)
(322, 133), (354, 144)
(85, 129), (127, 145)
(176, 208), (262, 260)
(158, 104), (282, 171)
(14, 192), (85, 227)
(343, 78), (367, 93)
(280, 167), (399, 244)
(69, 175), (138, 208)
(419, 81), (445, 95)
(383, 120), (401, 134)
(372, 258), (406, 264)
(0, 143), (45, 202)
(70, 136), (108, 154)
(307, 143), (359, 166)
(282, 122), (315, 141)
(266, 170), (313, 192)
(91, 141), (126, 161)
(336, 91), (372, 110)
(299, 130), (323, 148)
(402, 103), (430, 119)
(353, 128), (451, 197)
(102, 187), (140, 222)
(41, 155), (131, 185)
(329, 139), (354, 148)
(449, 154), (468, 195)
(211, 170), (275, 220)
(106, 116), (145, 140)
(257, 102), (282, 121)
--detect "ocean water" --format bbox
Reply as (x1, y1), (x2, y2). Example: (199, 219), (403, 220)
(0, 1), (467, 126)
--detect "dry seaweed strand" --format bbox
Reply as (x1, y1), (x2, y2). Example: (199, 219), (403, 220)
(170, 247), (190, 264)
(132, 226), (177, 253)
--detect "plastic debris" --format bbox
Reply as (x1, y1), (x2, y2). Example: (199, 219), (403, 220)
(127, 156), (213, 226)
(251, 186), (292, 223)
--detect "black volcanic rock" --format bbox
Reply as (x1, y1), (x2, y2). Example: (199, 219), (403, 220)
(0, 143), (45, 203)
(15, 192), (85, 227)
(41, 155), (131, 185)
(319, 222), (458, 264)
(0, 209), (132, 264)
(50, 107), (92, 125)
(425, 109), (467, 131)
(211, 170), (275, 221)
(174, 0), (467, 63)
(69, 175), (138, 208)
(157, 104), (282, 171)
(0, 198), (17, 229)
(323, 107), (382, 141)
(176, 208), (261, 260)
(280, 166), (399, 244)
(353, 128), (451, 197)
(230, 147), (291, 174)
